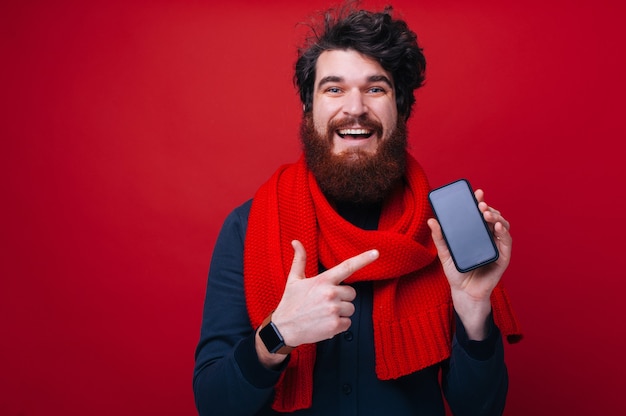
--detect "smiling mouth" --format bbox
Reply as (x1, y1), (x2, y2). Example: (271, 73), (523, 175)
(336, 128), (374, 139)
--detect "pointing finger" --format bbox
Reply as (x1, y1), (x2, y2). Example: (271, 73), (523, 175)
(321, 249), (379, 285)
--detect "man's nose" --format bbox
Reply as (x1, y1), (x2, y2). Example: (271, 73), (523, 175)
(342, 90), (368, 117)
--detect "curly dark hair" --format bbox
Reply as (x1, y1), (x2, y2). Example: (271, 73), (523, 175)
(294, 3), (426, 119)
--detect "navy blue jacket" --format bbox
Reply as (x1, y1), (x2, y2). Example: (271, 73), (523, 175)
(193, 199), (508, 415)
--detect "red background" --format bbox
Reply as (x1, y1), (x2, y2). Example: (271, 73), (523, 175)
(2, 0), (624, 414)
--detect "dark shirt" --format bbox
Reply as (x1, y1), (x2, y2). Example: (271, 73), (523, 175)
(193, 199), (508, 415)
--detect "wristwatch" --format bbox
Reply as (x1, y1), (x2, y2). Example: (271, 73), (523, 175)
(258, 313), (294, 355)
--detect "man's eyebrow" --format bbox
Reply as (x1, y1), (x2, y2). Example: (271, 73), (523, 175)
(317, 76), (343, 90)
(368, 75), (393, 88)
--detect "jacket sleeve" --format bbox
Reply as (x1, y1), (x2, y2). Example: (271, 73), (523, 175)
(193, 200), (284, 416)
(442, 313), (508, 415)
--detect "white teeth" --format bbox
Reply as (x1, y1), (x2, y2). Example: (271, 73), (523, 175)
(338, 128), (371, 135)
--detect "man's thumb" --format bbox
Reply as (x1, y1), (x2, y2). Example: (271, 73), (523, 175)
(287, 240), (307, 281)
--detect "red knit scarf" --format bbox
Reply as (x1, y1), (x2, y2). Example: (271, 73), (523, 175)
(244, 153), (522, 412)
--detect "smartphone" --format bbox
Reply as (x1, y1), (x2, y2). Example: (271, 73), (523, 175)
(428, 179), (499, 273)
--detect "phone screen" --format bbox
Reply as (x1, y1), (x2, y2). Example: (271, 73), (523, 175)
(428, 179), (499, 273)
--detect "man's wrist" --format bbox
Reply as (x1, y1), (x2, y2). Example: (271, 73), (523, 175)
(254, 328), (290, 370)
(258, 312), (294, 355)
(451, 292), (492, 341)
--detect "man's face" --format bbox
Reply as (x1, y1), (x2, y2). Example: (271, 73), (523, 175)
(312, 49), (399, 158)
(301, 49), (407, 204)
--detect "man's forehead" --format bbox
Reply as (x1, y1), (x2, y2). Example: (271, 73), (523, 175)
(314, 49), (393, 85)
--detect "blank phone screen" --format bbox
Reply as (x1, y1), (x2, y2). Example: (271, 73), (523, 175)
(428, 179), (499, 272)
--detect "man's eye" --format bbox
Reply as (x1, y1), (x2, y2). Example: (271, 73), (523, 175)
(369, 87), (385, 93)
(326, 87), (341, 93)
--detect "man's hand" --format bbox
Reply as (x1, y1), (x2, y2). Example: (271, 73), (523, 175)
(256, 240), (379, 368)
(427, 189), (512, 340)
(275, 240), (379, 345)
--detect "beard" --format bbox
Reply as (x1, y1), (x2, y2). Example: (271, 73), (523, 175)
(300, 112), (408, 204)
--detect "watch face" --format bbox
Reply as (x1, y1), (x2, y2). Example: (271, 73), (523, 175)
(259, 322), (284, 353)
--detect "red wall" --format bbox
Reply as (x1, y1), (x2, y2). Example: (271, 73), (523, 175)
(2, 0), (624, 414)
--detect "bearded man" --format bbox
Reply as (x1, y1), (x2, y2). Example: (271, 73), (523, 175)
(193, 5), (522, 416)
